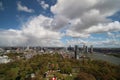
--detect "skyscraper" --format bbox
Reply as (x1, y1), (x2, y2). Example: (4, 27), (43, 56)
(74, 45), (78, 59)
(90, 45), (93, 53)
(85, 46), (88, 53)
(83, 44), (86, 53)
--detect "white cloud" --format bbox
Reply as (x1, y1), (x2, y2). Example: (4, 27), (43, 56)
(17, 1), (34, 13)
(1, 0), (120, 47)
(66, 39), (88, 46)
(37, 0), (49, 10)
(0, 29), (27, 46)
(107, 31), (120, 38)
(51, 0), (120, 37)
(51, 0), (98, 18)
(0, 15), (64, 47)
(51, 15), (69, 31)
(85, 21), (120, 33)
(95, 39), (120, 47)
(0, 1), (4, 10)
(22, 15), (62, 40)
(107, 32), (113, 37)
(66, 30), (90, 38)
(51, 0), (120, 19)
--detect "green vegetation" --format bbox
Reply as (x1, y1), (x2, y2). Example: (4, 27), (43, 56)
(107, 53), (120, 58)
(6, 52), (24, 60)
(0, 53), (120, 80)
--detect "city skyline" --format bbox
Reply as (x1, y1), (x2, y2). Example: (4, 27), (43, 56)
(0, 0), (120, 47)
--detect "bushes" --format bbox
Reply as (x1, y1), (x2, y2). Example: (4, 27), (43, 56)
(59, 62), (72, 74)
(74, 72), (96, 80)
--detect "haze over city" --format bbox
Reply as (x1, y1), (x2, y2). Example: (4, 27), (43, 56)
(0, 0), (120, 47)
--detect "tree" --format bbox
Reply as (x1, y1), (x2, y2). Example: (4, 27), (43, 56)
(74, 72), (96, 80)
(59, 62), (72, 74)
(5, 67), (19, 80)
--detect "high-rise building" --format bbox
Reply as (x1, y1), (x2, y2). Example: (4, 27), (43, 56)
(83, 44), (86, 53)
(85, 46), (88, 53)
(74, 45), (78, 59)
(90, 45), (93, 53)
(82, 44), (89, 53)
(68, 45), (73, 51)
(26, 46), (30, 50)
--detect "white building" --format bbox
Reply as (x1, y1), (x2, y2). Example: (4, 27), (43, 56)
(0, 55), (11, 64)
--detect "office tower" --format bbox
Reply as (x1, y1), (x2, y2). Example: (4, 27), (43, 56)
(74, 45), (78, 59)
(83, 44), (86, 53)
(68, 45), (72, 51)
(90, 45), (93, 53)
(26, 46), (30, 50)
(85, 46), (88, 53)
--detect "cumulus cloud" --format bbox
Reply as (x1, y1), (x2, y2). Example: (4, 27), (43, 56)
(37, 0), (49, 10)
(85, 21), (120, 33)
(17, 1), (34, 13)
(51, 0), (98, 19)
(107, 31), (120, 38)
(51, 0), (120, 19)
(0, 29), (27, 46)
(0, 1), (4, 10)
(51, 15), (69, 31)
(22, 15), (62, 41)
(94, 39), (120, 47)
(66, 30), (90, 38)
(51, 0), (120, 36)
(0, 15), (64, 47)
(66, 39), (89, 47)
(0, 0), (120, 47)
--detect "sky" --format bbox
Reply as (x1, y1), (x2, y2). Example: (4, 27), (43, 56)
(0, 0), (120, 47)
